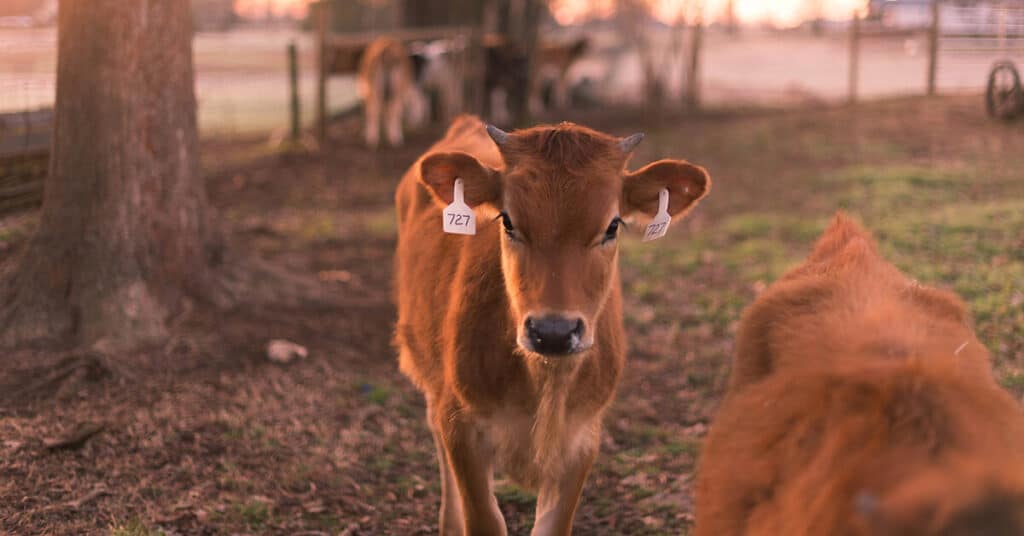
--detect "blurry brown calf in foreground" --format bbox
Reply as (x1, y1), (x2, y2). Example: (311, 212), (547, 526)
(696, 213), (1024, 535)
(395, 116), (710, 535)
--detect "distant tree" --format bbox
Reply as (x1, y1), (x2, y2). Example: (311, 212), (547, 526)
(614, 0), (702, 109)
(807, 0), (825, 35)
(191, 0), (238, 32)
(0, 0), (220, 350)
(402, 0), (483, 27)
(724, 0), (737, 34)
(616, 0), (665, 105)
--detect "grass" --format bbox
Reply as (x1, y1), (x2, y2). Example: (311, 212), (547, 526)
(663, 439), (701, 458)
(496, 481), (537, 507)
(107, 519), (165, 536)
(209, 499), (272, 530)
(715, 176), (1023, 358)
(358, 380), (393, 405)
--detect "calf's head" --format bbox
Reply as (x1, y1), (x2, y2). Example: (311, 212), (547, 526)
(420, 123), (710, 357)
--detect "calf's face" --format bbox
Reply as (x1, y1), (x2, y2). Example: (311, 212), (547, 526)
(421, 124), (710, 357)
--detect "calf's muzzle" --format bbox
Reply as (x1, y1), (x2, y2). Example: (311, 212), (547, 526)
(523, 314), (586, 356)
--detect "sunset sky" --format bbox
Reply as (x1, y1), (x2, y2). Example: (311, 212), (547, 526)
(233, 0), (313, 19)
(233, 0), (868, 27)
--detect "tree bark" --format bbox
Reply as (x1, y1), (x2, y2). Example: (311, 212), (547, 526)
(0, 0), (222, 350)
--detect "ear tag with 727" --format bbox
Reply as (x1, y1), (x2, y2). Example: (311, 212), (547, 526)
(642, 188), (671, 242)
(443, 178), (476, 235)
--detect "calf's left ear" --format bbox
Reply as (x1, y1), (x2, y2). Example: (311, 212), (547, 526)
(621, 160), (711, 220)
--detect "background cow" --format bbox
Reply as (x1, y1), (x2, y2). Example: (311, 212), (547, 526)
(357, 36), (426, 148)
(484, 37), (590, 125)
(695, 214), (1024, 536)
(394, 115), (710, 535)
(409, 38), (466, 124)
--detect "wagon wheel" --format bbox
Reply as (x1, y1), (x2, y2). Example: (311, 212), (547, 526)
(986, 61), (1023, 120)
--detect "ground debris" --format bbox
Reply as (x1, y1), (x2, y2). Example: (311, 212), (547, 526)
(43, 421), (105, 451)
(266, 339), (308, 364)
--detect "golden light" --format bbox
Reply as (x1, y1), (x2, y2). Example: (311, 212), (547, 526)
(235, 0), (867, 27)
(233, 0), (312, 19)
(551, 0), (868, 27)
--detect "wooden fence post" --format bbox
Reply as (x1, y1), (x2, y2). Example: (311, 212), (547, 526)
(314, 1), (329, 144)
(927, 0), (940, 96)
(686, 15), (703, 111)
(288, 41), (301, 142)
(849, 10), (860, 104)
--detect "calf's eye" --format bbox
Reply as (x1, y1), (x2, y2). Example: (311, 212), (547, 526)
(603, 217), (624, 244)
(498, 212), (517, 238)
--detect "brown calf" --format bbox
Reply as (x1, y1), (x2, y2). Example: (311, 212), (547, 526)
(357, 36), (423, 148)
(695, 213), (1024, 536)
(395, 116), (710, 535)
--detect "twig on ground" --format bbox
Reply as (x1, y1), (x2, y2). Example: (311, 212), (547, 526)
(43, 421), (105, 451)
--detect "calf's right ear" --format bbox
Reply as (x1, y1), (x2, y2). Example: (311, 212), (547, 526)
(419, 151), (501, 207)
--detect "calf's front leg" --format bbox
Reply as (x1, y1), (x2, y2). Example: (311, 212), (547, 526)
(438, 413), (507, 536)
(531, 445), (597, 536)
(364, 95), (381, 149)
(428, 402), (464, 535)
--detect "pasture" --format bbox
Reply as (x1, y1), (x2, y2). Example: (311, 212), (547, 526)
(1, 96), (1022, 534)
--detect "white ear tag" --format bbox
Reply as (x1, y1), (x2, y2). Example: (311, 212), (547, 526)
(642, 189), (671, 242)
(443, 178), (476, 235)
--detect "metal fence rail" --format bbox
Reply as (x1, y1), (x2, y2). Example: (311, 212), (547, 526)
(0, 108), (50, 214)
(0, 108), (52, 158)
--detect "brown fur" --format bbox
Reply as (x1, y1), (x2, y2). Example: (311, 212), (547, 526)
(395, 116), (710, 535)
(695, 213), (1024, 536)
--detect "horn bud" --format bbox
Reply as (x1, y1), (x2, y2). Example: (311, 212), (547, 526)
(619, 132), (645, 153)
(486, 124), (509, 147)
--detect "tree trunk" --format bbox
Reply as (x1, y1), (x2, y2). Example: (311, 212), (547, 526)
(0, 0), (221, 350)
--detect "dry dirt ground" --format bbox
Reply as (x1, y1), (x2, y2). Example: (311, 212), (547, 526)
(1, 97), (1023, 535)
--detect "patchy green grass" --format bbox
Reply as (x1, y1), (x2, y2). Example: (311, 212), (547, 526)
(363, 206), (399, 239)
(663, 439), (701, 458)
(211, 499), (272, 531)
(107, 519), (165, 536)
(299, 213), (338, 241)
(496, 481), (537, 507)
(697, 151), (1018, 353)
(358, 380), (393, 406)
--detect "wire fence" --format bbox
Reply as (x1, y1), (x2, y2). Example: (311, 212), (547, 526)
(2, 8), (1017, 217)
(1, 8), (1018, 142)
(0, 27), (360, 137)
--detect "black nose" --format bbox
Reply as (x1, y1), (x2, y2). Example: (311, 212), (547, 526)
(524, 315), (585, 356)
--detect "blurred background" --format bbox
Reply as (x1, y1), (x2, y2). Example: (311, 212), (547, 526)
(3, 0), (1021, 137)
(5, 0), (1022, 212)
